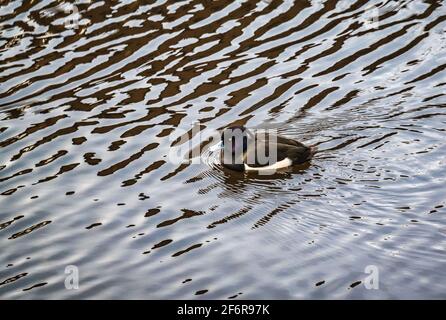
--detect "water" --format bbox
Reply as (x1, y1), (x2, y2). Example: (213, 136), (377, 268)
(1, 0), (445, 299)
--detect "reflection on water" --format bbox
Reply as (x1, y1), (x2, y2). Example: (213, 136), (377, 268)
(1, 0), (446, 299)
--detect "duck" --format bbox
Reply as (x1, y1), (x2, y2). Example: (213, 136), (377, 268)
(220, 126), (317, 172)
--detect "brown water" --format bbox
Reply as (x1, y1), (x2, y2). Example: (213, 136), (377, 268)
(1, 0), (446, 299)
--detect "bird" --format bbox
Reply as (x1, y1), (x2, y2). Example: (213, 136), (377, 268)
(220, 126), (316, 172)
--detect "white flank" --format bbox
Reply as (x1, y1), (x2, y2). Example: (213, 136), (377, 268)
(244, 158), (292, 171)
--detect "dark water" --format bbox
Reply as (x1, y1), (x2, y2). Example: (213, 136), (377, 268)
(1, 0), (446, 299)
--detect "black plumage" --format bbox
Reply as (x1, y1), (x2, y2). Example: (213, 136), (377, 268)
(220, 126), (316, 172)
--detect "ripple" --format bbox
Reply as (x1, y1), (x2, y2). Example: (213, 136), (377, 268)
(1, 0), (446, 299)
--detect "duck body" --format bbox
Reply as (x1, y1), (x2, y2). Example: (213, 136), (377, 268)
(220, 126), (316, 172)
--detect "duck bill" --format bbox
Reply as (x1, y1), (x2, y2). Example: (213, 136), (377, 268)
(209, 141), (223, 152)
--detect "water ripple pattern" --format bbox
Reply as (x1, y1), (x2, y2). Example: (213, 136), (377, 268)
(1, 0), (445, 299)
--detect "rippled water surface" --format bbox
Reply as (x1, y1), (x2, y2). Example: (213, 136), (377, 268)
(1, 0), (446, 299)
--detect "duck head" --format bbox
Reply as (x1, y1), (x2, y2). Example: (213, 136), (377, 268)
(220, 126), (251, 171)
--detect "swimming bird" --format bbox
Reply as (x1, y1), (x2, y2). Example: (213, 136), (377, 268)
(220, 126), (317, 172)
